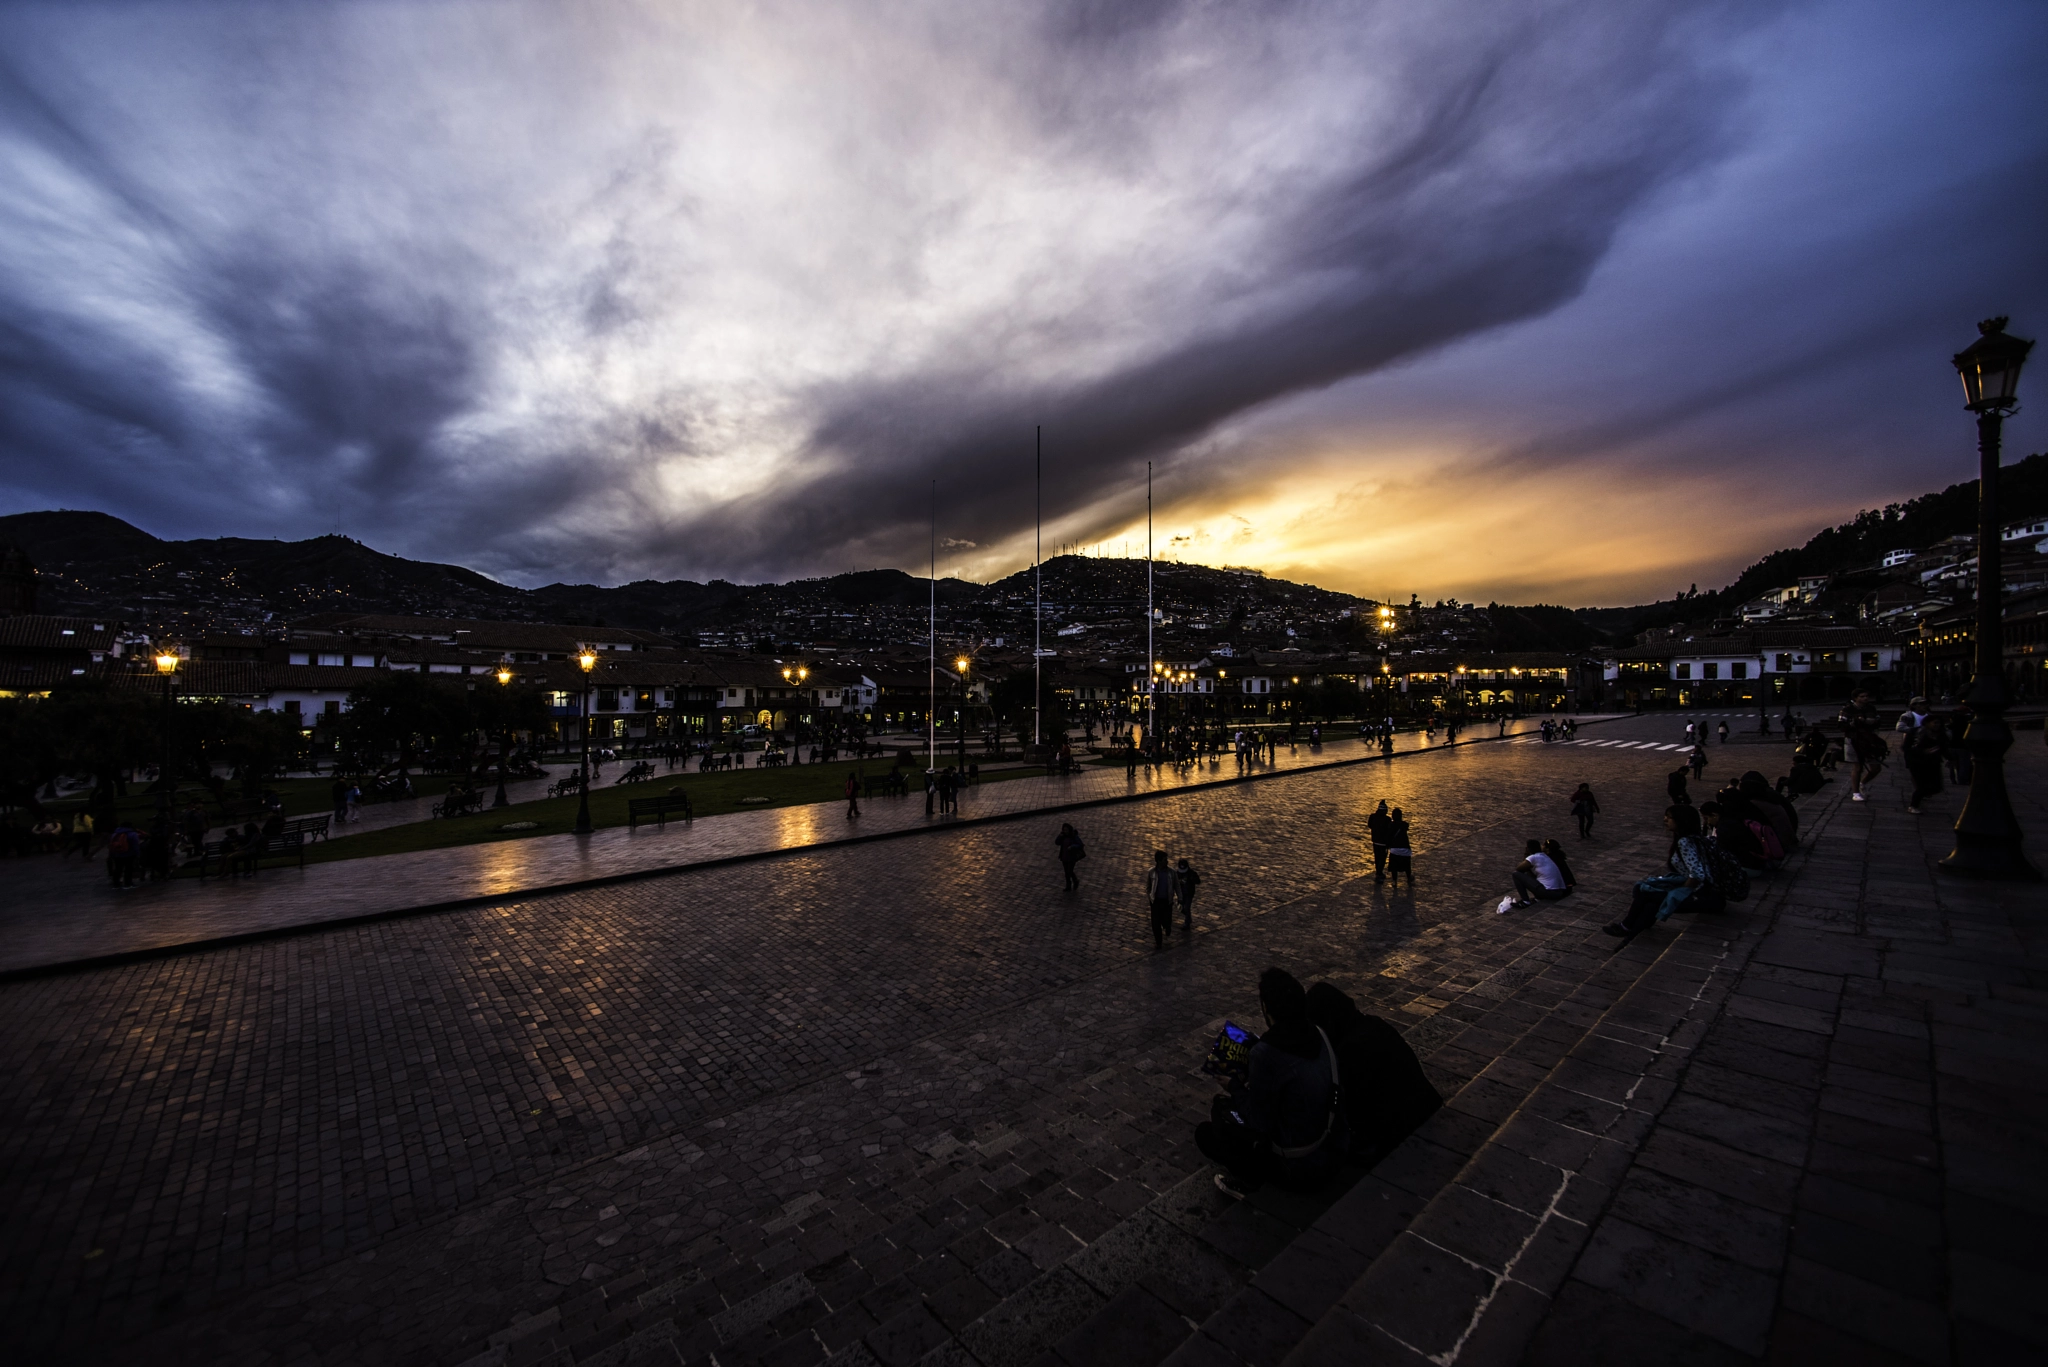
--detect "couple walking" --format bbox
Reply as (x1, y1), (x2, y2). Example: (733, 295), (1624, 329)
(1146, 849), (1201, 948)
(1051, 824), (1202, 947)
(1365, 801), (1413, 886)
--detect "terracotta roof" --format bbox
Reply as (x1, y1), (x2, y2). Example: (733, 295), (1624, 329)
(0, 615), (122, 653)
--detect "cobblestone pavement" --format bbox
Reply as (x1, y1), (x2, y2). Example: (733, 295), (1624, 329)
(0, 717), (1626, 976)
(1522, 738), (2048, 1366)
(1, 714), (1695, 1365)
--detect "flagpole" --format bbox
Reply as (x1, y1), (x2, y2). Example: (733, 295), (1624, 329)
(1034, 425), (1042, 751)
(928, 482), (936, 771)
(1146, 461), (1154, 753)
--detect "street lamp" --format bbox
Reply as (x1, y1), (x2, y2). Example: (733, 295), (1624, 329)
(575, 648), (598, 835)
(493, 666), (513, 808)
(154, 648), (179, 814)
(954, 656), (970, 766)
(1941, 316), (2037, 880)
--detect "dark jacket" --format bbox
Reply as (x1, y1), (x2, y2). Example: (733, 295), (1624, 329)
(1306, 984), (1441, 1159)
(1366, 810), (1394, 847)
(1236, 1020), (1338, 1167)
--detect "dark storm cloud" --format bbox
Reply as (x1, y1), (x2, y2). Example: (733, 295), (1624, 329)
(650, 3), (1754, 578)
(1, 0), (2039, 599)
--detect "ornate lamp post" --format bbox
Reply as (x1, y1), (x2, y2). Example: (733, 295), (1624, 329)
(493, 666), (514, 808)
(575, 648), (598, 835)
(154, 648), (180, 814)
(1933, 317), (2031, 877)
(954, 656), (970, 767)
(1940, 317), (2037, 879)
(781, 665), (809, 761)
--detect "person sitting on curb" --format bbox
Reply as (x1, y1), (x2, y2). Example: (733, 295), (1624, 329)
(1508, 838), (1571, 906)
(1541, 839), (1578, 894)
(1305, 982), (1440, 1167)
(1605, 806), (1717, 938)
(1197, 968), (1341, 1197)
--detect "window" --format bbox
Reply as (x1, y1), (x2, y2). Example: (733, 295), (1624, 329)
(549, 691), (570, 708)
(324, 699), (341, 716)
(1775, 653), (1792, 671)
(1861, 652), (1880, 671)
(351, 655), (376, 667)
(289, 652), (311, 666)
(284, 699), (301, 715)
(1675, 663), (1691, 679)
(1731, 662), (1747, 680)
(1704, 662), (1719, 680)
(318, 653), (344, 667)
(597, 688), (619, 712)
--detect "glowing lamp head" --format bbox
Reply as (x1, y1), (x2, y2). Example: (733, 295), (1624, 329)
(154, 650), (179, 675)
(497, 667), (513, 685)
(578, 649), (598, 673)
(955, 657), (969, 674)
(1953, 316), (2032, 413)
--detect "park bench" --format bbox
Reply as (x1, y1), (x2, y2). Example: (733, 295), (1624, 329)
(433, 788), (484, 819)
(863, 772), (910, 799)
(281, 814), (331, 843)
(547, 774), (587, 799)
(197, 829), (305, 879)
(627, 791), (694, 830)
(613, 761), (656, 784)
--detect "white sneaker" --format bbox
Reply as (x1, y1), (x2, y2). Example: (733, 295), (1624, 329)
(1851, 792), (1866, 801)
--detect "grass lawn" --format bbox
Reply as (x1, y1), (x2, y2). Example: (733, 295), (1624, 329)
(291, 759), (1048, 866)
(43, 771), (468, 829)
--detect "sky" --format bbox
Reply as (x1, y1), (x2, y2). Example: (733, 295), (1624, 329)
(0, 0), (2044, 606)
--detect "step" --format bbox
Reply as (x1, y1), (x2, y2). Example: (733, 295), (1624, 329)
(1223, 801), (1840, 1367)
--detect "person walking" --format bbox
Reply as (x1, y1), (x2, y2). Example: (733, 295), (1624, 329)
(1146, 850), (1176, 948)
(1385, 809), (1413, 887)
(65, 809), (94, 859)
(1176, 857), (1201, 930)
(1569, 783), (1599, 839)
(1688, 744), (1708, 781)
(1366, 800), (1394, 882)
(844, 771), (861, 820)
(1716, 720), (1729, 745)
(1841, 690), (1884, 802)
(1667, 766), (1691, 806)
(1055, 823), (1085, 890)
(1903, 714), (1946, 815)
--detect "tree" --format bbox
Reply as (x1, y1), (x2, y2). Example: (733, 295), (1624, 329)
(341, 672), (467, 775)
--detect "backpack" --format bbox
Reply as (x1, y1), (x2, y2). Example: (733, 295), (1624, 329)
(1746, 819), (1785, 862)
(1705, 842), (1751, 901)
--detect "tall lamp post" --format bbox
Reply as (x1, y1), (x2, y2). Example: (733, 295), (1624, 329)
(781, 665), (808, 761)
(1941, 316), (2037, 880)
(575, 648), (597, 835)
(154, 648), (180, 814)
(493, 666), (514, 808)
(954, 656), (970, 767)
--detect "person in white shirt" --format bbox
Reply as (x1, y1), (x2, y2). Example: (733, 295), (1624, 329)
(1509, 839), (1571, 906)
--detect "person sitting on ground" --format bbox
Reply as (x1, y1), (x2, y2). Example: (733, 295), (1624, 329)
(1604, 805), (1715, 938)
(1738, 771), (1798, 850)
(1542, 839), (1578, 893)
(1714, 783), (1778, 867)
(1196, 968), (1341, 1197)
(1509, 839), (1571, 906)
(1305, 982), (1441, 1166)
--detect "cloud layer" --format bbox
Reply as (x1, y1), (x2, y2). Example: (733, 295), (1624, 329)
(0, 0), (2043, 602)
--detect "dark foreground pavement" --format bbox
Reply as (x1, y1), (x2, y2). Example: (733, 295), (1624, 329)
(0, 715), (2039, 1366)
